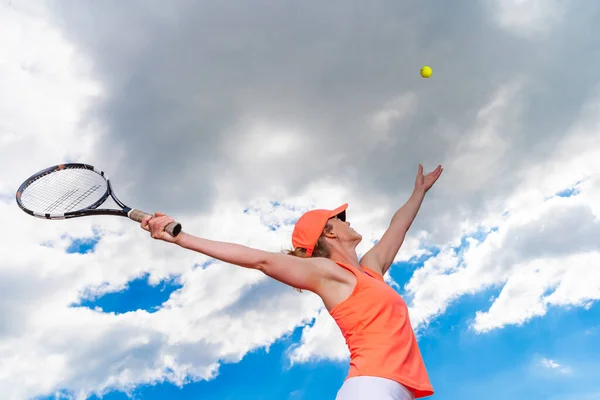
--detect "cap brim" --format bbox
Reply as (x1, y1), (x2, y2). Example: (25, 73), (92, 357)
(329, 203), (348, 222)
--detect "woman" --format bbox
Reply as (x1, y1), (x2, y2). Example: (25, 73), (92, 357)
(141, 164), (443, 399)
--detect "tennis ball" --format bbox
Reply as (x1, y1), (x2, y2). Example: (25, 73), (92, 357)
(420, 65), (432, 78)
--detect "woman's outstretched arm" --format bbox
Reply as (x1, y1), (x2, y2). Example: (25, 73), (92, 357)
(141, 213), (329, 292)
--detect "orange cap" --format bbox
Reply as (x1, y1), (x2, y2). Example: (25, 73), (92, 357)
(291, 203), (348, 256)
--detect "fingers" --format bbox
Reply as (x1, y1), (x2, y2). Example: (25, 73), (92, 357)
(141, 215), (152, 231)
(431, 166), (443, 184)
(426, 165), (443, 176)
(140, 213), (174, 239)
(418, 164), (443, 173)
(150, 216), (174, 238)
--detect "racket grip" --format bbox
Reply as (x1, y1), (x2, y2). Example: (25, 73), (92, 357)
(128, 209), (182, 237)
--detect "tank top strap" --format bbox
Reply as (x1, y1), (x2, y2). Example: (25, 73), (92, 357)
(333, 261), (371, 281)
(362, 266), (385, 281)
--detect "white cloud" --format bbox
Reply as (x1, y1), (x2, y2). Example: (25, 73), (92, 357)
(541, 357), (561, 369)
(287, 309), (348, 364)
(472, 251), (600, 333)
(540, 357), (572, 374)
(0, 1), (102, 196)
(486, 0), (566, 38)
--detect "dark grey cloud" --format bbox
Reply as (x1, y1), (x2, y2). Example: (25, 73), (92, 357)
(500, 202), (600, 266)
(47, 0), (600, 241)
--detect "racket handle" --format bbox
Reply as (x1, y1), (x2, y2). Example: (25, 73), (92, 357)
(128, 209), (182, 237)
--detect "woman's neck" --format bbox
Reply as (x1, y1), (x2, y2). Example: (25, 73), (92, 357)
(329, 245), (361, 269)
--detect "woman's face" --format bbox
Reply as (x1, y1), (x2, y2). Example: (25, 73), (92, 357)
(328, 215), (362, 243)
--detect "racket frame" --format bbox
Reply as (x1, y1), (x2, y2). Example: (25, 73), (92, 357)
(15, 163), (181, 236)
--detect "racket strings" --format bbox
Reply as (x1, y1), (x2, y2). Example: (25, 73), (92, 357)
(22, 170), (82, 211)
(20, 167), (108, 214)
(43, 188), (79, 213)
(62, 184), (104, 212)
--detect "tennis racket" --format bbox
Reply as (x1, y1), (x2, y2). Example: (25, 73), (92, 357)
(15, 163), (182, 236)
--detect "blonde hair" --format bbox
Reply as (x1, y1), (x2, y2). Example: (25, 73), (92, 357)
(284, 221), (334, 292)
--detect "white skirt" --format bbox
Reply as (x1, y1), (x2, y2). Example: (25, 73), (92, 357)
(335, 376), (415, 400)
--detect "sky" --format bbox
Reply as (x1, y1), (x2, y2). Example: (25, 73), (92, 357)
(1, 0), (599, 399)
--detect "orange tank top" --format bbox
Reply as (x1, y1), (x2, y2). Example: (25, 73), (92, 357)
(328, 261), (434, 398)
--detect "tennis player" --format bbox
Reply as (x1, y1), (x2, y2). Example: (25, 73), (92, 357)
(141, 164), (442, 399)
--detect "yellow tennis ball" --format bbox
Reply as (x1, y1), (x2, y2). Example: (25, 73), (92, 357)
(420, 65), (432, 78)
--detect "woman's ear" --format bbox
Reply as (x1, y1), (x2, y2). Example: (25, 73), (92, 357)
(323, 227), (337, 239)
